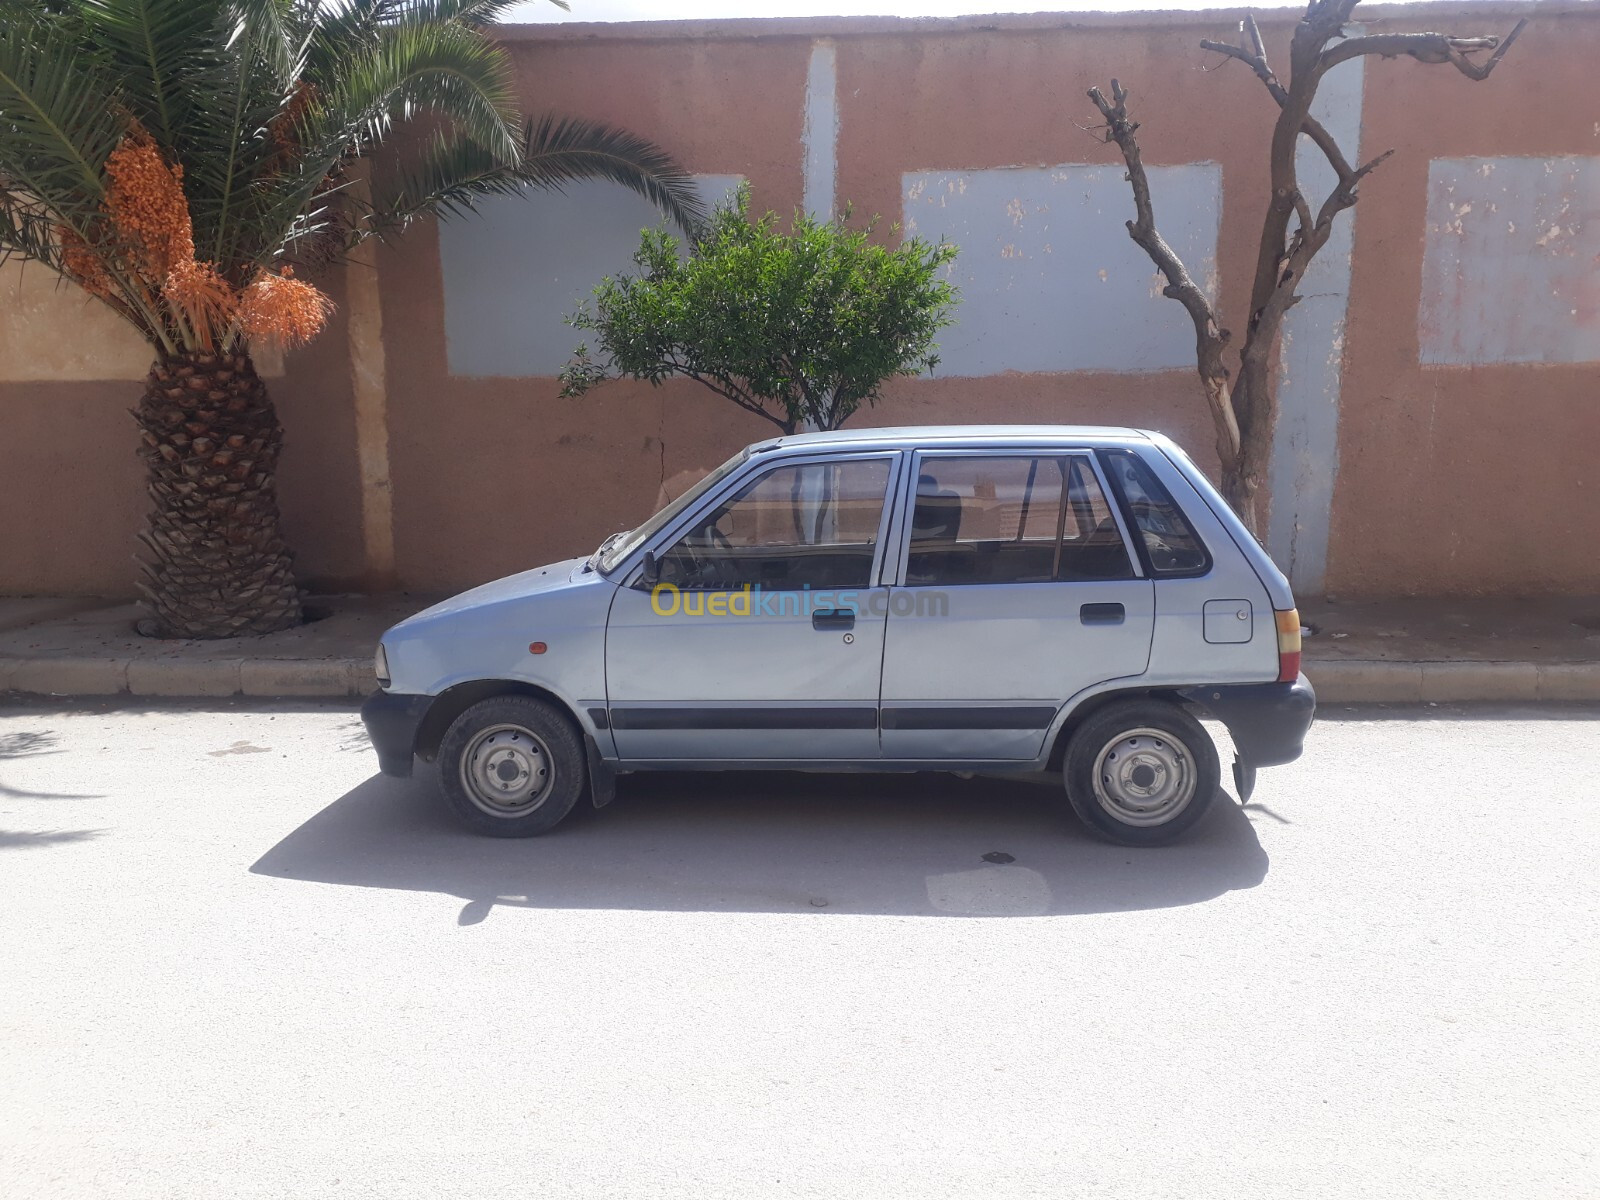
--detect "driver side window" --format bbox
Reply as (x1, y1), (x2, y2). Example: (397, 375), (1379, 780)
(654, 458), (891, 591)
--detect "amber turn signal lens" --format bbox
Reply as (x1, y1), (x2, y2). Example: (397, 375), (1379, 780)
(529, 642), (547, 655)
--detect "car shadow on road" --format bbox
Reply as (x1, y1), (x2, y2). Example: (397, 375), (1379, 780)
(251, 768), (1269, 920)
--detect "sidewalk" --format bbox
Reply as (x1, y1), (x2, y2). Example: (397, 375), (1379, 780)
(1299, 596), (1600, 703)
(0, 594), (426, 699)
(1, 593), (1598, 703)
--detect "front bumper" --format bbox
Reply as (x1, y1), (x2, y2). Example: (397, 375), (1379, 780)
(360, 691), (432, 777)
(1181, 674), (1316, 768)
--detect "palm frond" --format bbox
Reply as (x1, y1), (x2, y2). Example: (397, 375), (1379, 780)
(0, 13), (123, 214)
(380, 115), (707, 237)
(79, 0), (230, 147)
(188, 1), (304, 267)
(518, 116), (708, 235)
(225, 0), (299, 83)
(401, 0), (567, 24)
(0, 0), (699, 355)
(298, 0), (400, 81)
(316, 18), (520, 162)
(0, 185), (66, 269)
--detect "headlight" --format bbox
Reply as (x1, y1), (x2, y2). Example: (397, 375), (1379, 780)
(374, 643), (392, 689)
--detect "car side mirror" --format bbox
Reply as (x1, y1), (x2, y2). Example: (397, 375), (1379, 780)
(639, 550), (660, 588)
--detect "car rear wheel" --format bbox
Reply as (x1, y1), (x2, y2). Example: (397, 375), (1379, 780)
(438, 696), (585, 837)
(1063, 699), (1219, 846)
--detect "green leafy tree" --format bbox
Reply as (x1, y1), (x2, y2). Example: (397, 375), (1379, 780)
(0, 0), (706, 637)
(562, 185), (958, 434)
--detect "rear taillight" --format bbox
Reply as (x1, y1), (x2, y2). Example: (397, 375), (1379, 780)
(1275, 609), (1302, 683)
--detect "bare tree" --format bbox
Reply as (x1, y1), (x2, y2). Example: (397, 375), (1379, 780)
(1088, 0), (1525, 530)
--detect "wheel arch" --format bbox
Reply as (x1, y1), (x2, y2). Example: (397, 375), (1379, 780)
(415, 679), (586, 764)
(1045, 685), (1192, 770)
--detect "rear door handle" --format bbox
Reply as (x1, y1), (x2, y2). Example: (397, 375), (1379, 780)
(813, 609), (856, 631)
(1080, 602), (1125, 626)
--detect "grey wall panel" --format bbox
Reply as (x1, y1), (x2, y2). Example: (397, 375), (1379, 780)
(1420, 155), (1600, 366)
(901, 163), (1222, 377)
(439, 175), (742, 378)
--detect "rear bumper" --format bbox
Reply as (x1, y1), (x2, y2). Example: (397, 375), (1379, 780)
(360, 691), (432, 777)
(1182, 674), (1316, 768)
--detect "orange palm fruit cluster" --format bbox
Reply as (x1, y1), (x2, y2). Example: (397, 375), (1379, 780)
(105, 130), (195, 280)
(59, 227), (116, 300)
(90, 126), (334, 350)
(164, 259), (239, 341)
(237, 265), (335, 348)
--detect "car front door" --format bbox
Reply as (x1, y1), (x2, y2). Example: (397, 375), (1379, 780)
(605, 451), (902, 762)
(878, 450), (1155, 760)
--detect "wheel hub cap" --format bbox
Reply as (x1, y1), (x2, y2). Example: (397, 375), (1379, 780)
(461, 725), (553, 817)
(1092, 728), (1197, 828)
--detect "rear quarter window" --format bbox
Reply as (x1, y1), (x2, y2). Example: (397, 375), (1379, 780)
(1099, 449), (1211, 576)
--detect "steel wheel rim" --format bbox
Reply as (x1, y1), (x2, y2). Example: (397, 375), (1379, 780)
(460, 723), (554, 818)
(1091, 726), (1197, 828)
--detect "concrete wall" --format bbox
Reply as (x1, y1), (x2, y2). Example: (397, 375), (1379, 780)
(2, 2), (1596, 600)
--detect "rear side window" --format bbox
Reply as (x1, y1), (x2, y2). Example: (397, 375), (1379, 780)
(904, 455), (1135, 586)
(1100, 450), (1211, 576)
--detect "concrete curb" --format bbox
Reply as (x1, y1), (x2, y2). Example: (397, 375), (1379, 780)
(4, 653), (1598, 703)
(1306, 660), (1600, 704)
(0, 655), (372, 700)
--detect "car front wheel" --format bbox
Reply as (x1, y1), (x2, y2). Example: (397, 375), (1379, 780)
(1063, 698), (1219, 846)
(438, 696), (585, 837)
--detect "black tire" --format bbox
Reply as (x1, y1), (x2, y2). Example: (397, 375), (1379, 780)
(1062, 698), (1220, 847)
(438, 695), (585, 837)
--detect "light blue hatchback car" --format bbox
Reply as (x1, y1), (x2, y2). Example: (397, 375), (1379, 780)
(363, 426), (1314, 846)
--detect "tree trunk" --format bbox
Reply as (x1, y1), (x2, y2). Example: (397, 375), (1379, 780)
(134, 350), (303, 638)
(1220, 463), (1261, 536)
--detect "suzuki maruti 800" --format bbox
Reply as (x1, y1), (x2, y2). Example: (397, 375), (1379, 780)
(363, 426), (1315, 846)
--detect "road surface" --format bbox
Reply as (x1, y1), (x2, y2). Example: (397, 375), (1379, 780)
(1, 700), (1595, 1199)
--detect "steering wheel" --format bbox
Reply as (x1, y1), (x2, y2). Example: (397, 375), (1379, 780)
(677, 525), (739, 587)
(703, 526), (742, 584)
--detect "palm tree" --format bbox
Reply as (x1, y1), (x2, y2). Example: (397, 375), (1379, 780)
(0, 0), (705, 638)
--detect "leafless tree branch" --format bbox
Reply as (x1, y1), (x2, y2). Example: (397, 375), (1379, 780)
(1290, 187), (1314, 241)
(1200, 16), (1355, 180)
(1087, 80), (1241, 467)
(1321, 19), (1527, 76)
(1087, 0), (1524, 523)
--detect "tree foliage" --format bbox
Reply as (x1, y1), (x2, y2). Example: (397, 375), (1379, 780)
(0, 0), (708, 359)
(0, 0), (709, 639)
(562, 185), (959, 433)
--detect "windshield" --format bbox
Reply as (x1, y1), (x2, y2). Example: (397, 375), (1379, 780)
(595, 447), (753, 575)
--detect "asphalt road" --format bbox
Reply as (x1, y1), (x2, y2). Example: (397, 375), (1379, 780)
(1, 701), (1595, 1199)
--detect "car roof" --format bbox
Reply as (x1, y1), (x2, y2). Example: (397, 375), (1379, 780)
(751, 424), (1156, 454)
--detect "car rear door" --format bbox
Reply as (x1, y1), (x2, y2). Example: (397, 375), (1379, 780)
(878, 449), (1154, 761)
(605, 451), (903, 762)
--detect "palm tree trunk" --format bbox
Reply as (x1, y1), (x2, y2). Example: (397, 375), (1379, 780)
(134, 350), (303, 638)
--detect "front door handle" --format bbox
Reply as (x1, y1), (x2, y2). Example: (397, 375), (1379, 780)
(1080, 602), (1125, 626)
(813, 609), (856, 632)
